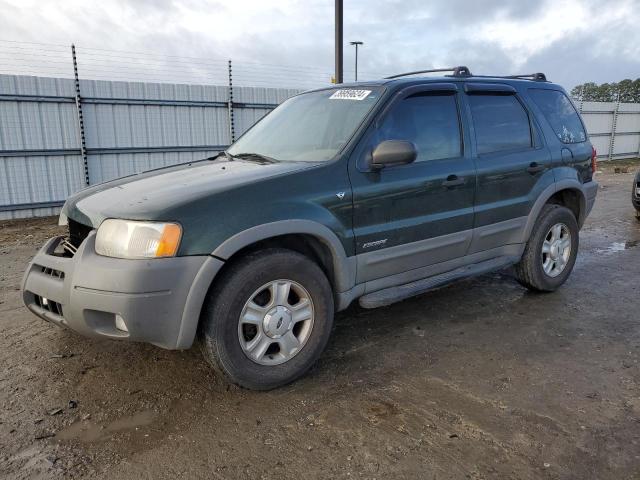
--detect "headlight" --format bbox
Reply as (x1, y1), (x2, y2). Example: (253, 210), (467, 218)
(95, 219), (182, 259)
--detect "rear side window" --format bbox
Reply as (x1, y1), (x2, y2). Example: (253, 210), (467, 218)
(468, 95), (532, 154)
(377, 93), (462, 162)
(528, 89), (587, 144)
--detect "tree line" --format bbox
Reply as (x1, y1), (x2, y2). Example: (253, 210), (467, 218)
(570, 79), (640, 103)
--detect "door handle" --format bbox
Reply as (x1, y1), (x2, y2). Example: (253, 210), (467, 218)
(526, 162), (545, 174)
(442, 175), (465, 188)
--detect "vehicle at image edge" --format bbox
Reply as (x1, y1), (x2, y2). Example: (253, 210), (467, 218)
(22, 66), (599, 390)
(633, 170), (640, 219)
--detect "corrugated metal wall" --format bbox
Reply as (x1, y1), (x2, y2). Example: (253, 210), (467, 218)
(578, 101), (640, 160)
(0, 74), (301, 219)
(2, 73), (640, 220)
(0, 75), (85, 219)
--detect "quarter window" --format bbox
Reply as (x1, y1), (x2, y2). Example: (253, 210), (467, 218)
(528, 89), (587, 144)
(468, 94), (532, 154)
(376, 93), (462, 162)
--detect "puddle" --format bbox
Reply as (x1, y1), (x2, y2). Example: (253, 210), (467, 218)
(57, 410), (156, 442)
(594, 240), (639, 255)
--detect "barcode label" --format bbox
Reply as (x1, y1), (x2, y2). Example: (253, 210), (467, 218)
(329, 89), (372, 100)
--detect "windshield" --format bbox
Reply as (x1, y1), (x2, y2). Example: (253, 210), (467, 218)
(227, 87), (383, 162)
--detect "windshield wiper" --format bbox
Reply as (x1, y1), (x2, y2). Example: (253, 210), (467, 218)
(231, 152), (279, 164)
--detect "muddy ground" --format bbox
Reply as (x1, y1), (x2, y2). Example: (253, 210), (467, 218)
(1, 162), (639, 480)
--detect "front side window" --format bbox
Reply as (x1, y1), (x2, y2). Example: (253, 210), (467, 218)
(227, 87), (383, 162)
(528, 89), (587, 144)
(468, 94), (532, 155)
(376, 93), (462, 162)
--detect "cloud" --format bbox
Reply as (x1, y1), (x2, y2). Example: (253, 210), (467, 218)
(0, 0), (638, 90)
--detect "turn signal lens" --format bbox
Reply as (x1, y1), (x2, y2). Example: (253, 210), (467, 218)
(95, 219), (182, 259)
(156, 223), (182, 257)
(591, 146), (598, 177)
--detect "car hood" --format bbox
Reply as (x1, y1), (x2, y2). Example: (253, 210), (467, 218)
(62, 158), (316, 227)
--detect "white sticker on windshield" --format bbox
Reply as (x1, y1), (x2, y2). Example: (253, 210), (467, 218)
(330, 89), (372, 100)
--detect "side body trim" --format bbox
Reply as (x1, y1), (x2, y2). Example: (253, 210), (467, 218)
(360, 254), (520, 308)
(468, 216), (527, 254)
(356, 230), (473, 283)
(363, 243), (524, 294)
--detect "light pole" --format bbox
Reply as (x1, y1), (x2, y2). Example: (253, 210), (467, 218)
(350, 41), (363, 81)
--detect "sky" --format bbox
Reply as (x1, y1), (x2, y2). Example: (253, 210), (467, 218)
(0, 0), (639, 90)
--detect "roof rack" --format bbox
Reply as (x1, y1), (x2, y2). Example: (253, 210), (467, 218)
(385, 66), (472, 79)
(384, 68), (549, 82)
(500, 73), (547, 82)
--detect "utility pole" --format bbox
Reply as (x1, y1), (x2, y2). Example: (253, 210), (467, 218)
(335, 0), (343, 84)
(350, 41), (363, 81)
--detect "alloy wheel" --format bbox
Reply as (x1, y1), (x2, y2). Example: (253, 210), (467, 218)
(238, 279), (315, 365)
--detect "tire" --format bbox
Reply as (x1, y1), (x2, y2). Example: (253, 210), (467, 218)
(200, 248), (334, 390)
(515, 204), (579, 292)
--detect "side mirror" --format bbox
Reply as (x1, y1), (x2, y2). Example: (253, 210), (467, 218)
(371, 140), (417, 169)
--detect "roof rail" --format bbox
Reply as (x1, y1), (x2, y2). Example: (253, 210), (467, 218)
(502, 73), (547, 82)
(385, 66), (472, 80)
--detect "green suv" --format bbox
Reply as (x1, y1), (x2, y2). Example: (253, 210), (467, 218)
(22, 67), (599, 389)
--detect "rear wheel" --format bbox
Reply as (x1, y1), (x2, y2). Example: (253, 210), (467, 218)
(515, 204), (579, 292)
(200, 248), (334, 390)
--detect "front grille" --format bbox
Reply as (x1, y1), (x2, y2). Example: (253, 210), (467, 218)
(41, 266), (65, 279)
(68, 219), (93, 249)
(34, 294), (64, 317)
(51, 236), (81, 258)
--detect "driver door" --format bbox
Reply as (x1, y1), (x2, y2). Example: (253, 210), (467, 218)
(349, 83), (476, 285)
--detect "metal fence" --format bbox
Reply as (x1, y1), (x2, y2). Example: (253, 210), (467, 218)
(575, 100), (640, 161)
(1, 70), (639, 220)
(0, 72), (301, 219)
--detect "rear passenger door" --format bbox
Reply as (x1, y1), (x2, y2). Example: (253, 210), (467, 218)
(350, 84), (476, 284)
(463, 83), (552, 254)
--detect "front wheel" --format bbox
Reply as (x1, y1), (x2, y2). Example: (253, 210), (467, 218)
(515, 204), (579, 292)
(200, 248), (334, 390)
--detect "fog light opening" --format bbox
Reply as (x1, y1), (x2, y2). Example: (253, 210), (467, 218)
(115, 314), (129, 332)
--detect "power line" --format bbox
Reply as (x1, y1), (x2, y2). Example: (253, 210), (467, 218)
(0, 38), (69, 48)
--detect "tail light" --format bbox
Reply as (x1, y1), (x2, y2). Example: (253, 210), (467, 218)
(591, 146), (598, 177)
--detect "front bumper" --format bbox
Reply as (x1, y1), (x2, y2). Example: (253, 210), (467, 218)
(22, 233), (221, 349)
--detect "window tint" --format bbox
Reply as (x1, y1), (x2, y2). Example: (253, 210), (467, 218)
(377, 93), (461, 162)
(529, 89), (587, 144)
(468, 94), (532, 154)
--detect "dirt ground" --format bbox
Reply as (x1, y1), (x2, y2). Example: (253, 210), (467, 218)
(1, 162), (639, 480)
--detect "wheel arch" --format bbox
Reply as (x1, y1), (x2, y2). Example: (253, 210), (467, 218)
(545, 188), (584, 224)
(174, 221), (356, 350)
(212, 220), (356, 293)
(522, 180), (588, 242)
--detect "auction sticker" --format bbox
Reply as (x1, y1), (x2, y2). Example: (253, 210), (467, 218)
(330, 89), (371, 100)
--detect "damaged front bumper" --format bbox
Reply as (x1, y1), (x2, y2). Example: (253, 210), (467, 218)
(22, 232), (222, 349)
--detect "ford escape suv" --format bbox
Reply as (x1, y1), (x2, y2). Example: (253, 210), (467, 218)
(22, 67), (599, 390)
